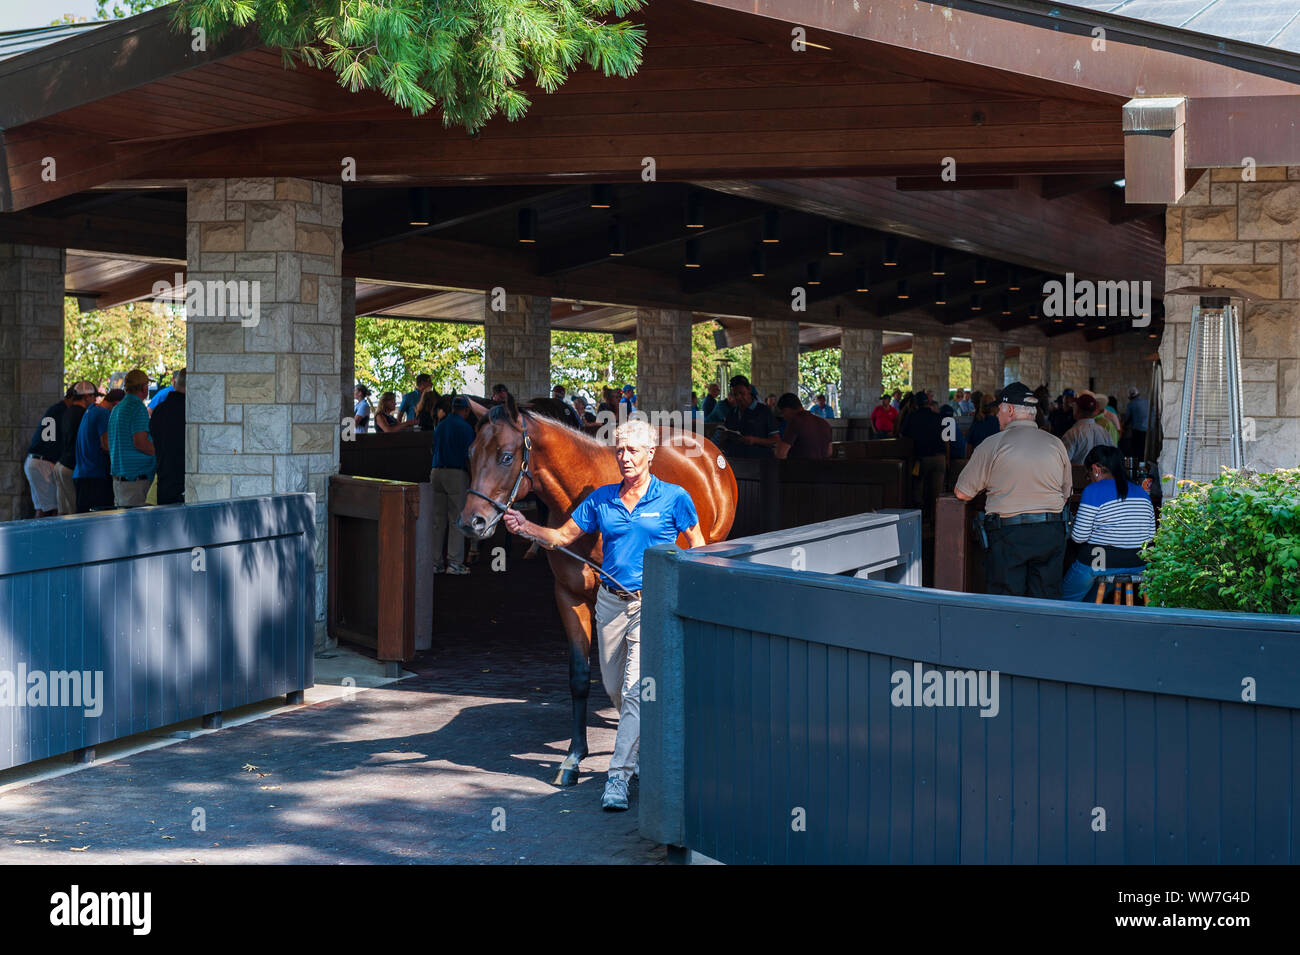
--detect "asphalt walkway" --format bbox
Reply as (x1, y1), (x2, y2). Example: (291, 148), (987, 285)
(0, 552), (664, 865)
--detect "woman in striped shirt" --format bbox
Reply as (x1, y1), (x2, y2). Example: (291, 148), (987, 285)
(1061, 444), (1157, 601)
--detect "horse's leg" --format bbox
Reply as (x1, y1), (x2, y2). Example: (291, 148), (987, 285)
(552, 584), (594, 787)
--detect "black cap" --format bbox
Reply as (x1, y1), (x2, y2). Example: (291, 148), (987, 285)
(996, 381), (1038, 407)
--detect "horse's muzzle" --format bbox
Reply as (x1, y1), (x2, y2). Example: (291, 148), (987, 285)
(457, 511), (497, 540)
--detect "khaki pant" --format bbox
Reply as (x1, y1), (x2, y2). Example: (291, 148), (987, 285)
(595, 586), (642, 780)
(54, 462), (76, 515)
(430, 467), (468, 566)
(113, 477), (151, 508)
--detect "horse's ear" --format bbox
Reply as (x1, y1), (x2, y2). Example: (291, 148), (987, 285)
(467, 397), (488, 419)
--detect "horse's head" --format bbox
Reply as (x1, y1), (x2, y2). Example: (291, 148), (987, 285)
(457, 393), (531, 540)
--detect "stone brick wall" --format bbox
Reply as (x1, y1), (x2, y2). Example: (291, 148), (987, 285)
(635, 308), (692, 415)
(839, 327), (882, 417)
(1018, 345), (1048, 389)
(1057, 349), (1091, 392)
(904, 333), (946, 399)
(185, 178), (343, 647)
(750, 318), (798, 397)
(969, 339), (1004, 397)
(484, 293), (551, 399)
(0, 244), (65, 521)
(1089, 347), (1155, 415)
(1163, 166), (1300, 474)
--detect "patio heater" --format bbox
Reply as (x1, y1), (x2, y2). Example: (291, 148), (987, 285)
(1165, 288), (1256, 487)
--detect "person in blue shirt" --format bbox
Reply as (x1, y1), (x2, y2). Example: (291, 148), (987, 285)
(74, 388), (124, 512)
(431, 396), (476, 573)
(107, 369), (156, 507)
(503, 418), (704, 812)
(399, 374), (434, 423)
(809, 394), (836, 418)
(148, 382), (173, 412)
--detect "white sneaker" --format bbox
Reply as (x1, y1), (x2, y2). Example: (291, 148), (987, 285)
(601, 775), (629, 811)
(445, 562), (470, 576)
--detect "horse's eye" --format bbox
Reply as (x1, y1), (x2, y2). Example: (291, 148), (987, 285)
(500, 452), (514, 466)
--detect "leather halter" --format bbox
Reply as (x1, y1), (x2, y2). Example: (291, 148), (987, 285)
(466, 405), (533, 516)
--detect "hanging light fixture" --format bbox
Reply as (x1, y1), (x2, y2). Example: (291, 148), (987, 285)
(517, 207), (537, 243)
(1001, 293), (1013, 316)
(684, 238), (701, 269)
(590, 184), (614, 209)
(934, 282), (947, 306)
(1008, 268), (1021, 291)
(973, 259), (988, 285)
(806, 261), (822, 286)
(827, 223), (844, 256)
(762, 210), (781, 243)
(931, 248), (946, 276)
(608, 219), (626, 257)
(970, 293), (982, 312)
(751, 247), (766, 277)
(407, 188), (432, 227)
(896, 279), (909, 300)
(883, 235), (899, 266)
(855, 266), (870, 293)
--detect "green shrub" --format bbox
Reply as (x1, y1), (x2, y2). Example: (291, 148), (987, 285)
(1142, 468), (1300, 614)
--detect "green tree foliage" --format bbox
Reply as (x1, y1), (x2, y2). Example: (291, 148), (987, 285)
(64, 299), (186, 390)
(551, 329), (636, 401)
(1142, 468), (1300, 614)
(948, 355), (971, 391)
(169, 0), (648, 132)
(691, 322), (749, 397)
(354, 316), (483, 395)
(882, 352), (910, 393)
(797, 347), (840, 404)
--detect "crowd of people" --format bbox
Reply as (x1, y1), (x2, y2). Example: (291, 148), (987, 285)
(22, 368), (186, 516)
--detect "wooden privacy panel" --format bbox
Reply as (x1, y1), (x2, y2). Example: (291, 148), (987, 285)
(0, 495), (315, 771)
(643, 537), (1300, 864)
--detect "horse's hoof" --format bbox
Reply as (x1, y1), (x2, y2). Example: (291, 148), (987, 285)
(553, 767), (581, 787)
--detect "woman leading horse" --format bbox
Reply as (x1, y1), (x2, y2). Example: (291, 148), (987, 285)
(456, 395), (737, 790)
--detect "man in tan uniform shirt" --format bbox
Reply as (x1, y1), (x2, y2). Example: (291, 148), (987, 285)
(955, 382), (1073, 598)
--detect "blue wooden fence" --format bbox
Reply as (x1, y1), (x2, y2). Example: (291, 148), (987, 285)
(0, 495), (316, 770)
(640, 512), (1300, 864)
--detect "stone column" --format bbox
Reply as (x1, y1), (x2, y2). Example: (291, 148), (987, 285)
(636, 308), (692, 417)
(1018, 344), (1048, 389)
(1048, 349), (1063, 392)
(185, 177), (343, 648)
(910, 333), (950, 398)
(750, 318), (798, 397)
(484, 292), (550, 398)
(969, 339), (1005, 396)
(1161, 166), (1300, 475)
(1058, 349), (1091, 391)
(340, 277), (356, 418)
(0, 244), (65, 522)
(840, 327), (882, 417)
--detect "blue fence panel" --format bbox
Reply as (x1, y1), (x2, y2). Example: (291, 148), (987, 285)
(0, 495), (315, 771)
(641, 512), (1300, 864)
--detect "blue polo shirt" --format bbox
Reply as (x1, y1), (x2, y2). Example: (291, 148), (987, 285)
(399, 389), (420, 421)
(74, 403), (112, 479)
(432, 413), (474, 469)
(570, 475), (699, 592)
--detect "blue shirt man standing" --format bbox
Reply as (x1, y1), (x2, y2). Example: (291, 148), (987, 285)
(107, 369), (155, 507)
(399, 373), (433, 423)
(809, 394), (836, 418)
(503, 418), (704, 812)
(431, 396), (476, 574)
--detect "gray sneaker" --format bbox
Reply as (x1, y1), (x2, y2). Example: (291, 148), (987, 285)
(445, 562), (470, 576)
(601, 775), (630, 811)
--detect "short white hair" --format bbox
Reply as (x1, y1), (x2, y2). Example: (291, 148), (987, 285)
(1008, 403), (1036, 420)
(614, 419), (657, 449)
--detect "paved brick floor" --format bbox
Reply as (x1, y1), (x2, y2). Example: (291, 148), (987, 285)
(0, 547), (665, 865)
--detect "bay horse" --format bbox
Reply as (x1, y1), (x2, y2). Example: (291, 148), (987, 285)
(456, 394), (737, 786)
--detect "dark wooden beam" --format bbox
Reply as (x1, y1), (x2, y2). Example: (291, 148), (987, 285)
(896, 175), (1019, 191)
(1039, 174), (1117, 200)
